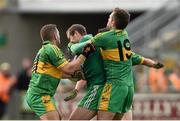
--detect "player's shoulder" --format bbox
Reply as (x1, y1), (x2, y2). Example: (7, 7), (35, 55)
(116, 29), (128, 37)
(95, 29), (114, 38)
(45, 43), (63, 55)
(45, 43), (60, 50)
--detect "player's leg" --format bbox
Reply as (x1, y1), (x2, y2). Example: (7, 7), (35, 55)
(97, 110), (116, 120)
(40, 110), (61, 120)
(122, 86), (134, 120)
(113, 110), (132, 120)
(26, 93), (60, 120)
(122, 110), (133, 120)
(113, 86), (134, 120)
(113, 113), (123, 120)
(69, 85), (103, 120)
(39, 95), (61, 120)
(69, 107), (96, 120)
(97, 83), (129, 120)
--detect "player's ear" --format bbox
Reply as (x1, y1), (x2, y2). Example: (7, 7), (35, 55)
(53, 31), (58, 40)
(112, 20), (116, 27)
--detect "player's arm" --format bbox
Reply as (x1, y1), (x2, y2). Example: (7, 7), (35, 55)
(90, 32), (108, 47)
(62, 69), (85, 83)
(142, 58), (164, 69)
(59, 55), (85, 74)
(68, 42), (83, 55)
(75, 79), (87, 91)
(70, 41), (90, 54)
(131, 52), (164, 69)
(69, 32), (106, 54)
(49, 45), (94, 75)
(131, 52), (144, 66)
(61, 43), (95, 74)
(62, 72), (71, 78)
(64, 80), (87, 101)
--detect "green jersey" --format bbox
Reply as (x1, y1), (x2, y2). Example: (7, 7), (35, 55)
(27, 41), (68, 96)
(69, 35), (105, 88)
(92, 29), (137, 86)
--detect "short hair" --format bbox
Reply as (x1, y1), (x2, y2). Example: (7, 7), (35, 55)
(40, 24), (57, 42)
(66, 24), (87, 37)
(112, 8), (130, 29)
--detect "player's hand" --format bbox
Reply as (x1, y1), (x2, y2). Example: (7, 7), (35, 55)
(153, 62), (164, 69)
(71, 70), (85, 80)
(64, 89), (78, 101)
(82, 43), (96, 58)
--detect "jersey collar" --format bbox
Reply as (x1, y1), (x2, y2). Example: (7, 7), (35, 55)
(111, 28), (124, 32)
(43, 40), (51, 45)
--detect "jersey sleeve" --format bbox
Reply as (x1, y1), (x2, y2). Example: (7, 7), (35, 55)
(91, 33), (106, 47)
(48, 45), (68, 68)
(131, 52), (144, 66)
(69, 41), (89, 55)
(68, 42), (82, 55)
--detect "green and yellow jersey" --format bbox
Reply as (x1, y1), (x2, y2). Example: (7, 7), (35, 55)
(69, 34), (105, 88)
(70, 31), (144, 86)
(92, 29), (137, 86)
(27, 41), (68, 96)
(68, 33), (144, 111)
(131, 52), (144, 66)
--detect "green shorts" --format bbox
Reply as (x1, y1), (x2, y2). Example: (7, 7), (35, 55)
(98, 82), (134, 113)
(78, 85), (104, 110)
(26, 92), (57, 116)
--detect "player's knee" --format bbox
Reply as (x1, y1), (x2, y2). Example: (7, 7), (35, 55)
(40, 111), (60, 120)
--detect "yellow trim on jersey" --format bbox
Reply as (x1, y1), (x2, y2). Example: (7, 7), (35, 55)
(41, 95), (56, 112)
(140, 57), (145, 64)
(100, 48), (132, 62)
(115, 29), (123, 33)
(51, 45), (61, 57)
(100, 48), (120, 61)
(57, 60), (68, 68)
(36, 61), (62, 79)
(99, 83), (112, 111)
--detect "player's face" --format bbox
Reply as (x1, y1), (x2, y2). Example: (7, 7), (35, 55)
(55, 28), (60, 44)
(107, 12), (114, 28)
(69, 31), (81, 43)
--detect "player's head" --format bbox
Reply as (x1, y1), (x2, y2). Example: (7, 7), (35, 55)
(66, 24), (87, 43)
(40, 24), (60, 45)
(107, 8), (130, 30)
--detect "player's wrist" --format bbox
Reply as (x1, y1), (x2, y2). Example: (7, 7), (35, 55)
(78, 54), (86, 62)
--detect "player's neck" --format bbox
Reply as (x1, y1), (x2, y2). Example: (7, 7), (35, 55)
(51, 39), (58, 46)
